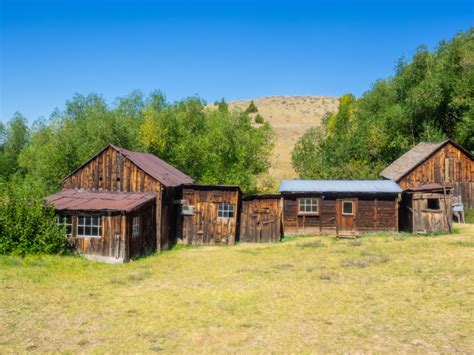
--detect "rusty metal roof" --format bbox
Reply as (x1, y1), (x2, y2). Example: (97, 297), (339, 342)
(46, 189), (156, 213)
(111, 145), (193, 187)
(405, 183), (452, 192)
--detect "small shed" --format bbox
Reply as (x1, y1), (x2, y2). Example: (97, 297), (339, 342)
(176, 184), (241, 245)
(399, 183), (453, 234)
(240, 195), (282, 243)
(279, 180), (402, 236)
(46, 189), (156, 262)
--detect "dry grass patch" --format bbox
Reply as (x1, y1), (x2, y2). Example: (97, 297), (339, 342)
(0, 223), (473, 353)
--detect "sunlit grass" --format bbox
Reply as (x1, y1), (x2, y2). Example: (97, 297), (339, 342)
(1, 223), (473, 353)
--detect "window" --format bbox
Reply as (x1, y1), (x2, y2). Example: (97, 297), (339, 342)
(56, 215), (73, 235)
(427, 198), (440, 210)
(77, 215), (102, 238)
(217, 203), (235, 218)
(299, 198), (318, 214)
(132, 216), (140, 237)
(342, 201), (353, 215)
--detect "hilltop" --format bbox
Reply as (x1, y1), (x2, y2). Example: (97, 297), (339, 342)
(227, 96), (339, 183)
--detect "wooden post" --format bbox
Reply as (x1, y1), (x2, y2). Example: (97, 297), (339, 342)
(441, 171), (452, 234)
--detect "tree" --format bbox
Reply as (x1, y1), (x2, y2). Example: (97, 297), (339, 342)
(0, 113), (30, 179)
(255, 114), (264, 124)
(245, 100), (258, 113)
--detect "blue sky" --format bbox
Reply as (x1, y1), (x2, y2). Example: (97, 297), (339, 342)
(1, 0), (472, 122)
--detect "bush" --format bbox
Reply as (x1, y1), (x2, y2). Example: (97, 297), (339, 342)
(255, 114), (264, 124)
(245, 100), (258, 113)
(0, 176), (69, 255)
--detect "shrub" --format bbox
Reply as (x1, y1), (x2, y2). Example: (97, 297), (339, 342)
(245, 100), (258, 113)
(255, 114), (264, 124)
(0, 176), (69, 255)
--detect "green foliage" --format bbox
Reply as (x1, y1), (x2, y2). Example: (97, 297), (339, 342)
(255, 114), (264, 124)
(245, 100), (258, 113)
(292, 29), (474, 179)
(0, 175), (68, 255)
(141, 98), (274, 193)
(214, 98), (229, 113)
(0, 113), (30, 179)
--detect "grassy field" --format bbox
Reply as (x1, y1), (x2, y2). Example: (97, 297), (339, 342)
(1, 224), (473, 353)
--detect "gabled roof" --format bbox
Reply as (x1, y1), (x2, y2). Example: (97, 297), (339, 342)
(63, 145), (193, 187)
(380, 139), (473, 182)
(46, 189), (156, 213)
(279, 180), (402, 194)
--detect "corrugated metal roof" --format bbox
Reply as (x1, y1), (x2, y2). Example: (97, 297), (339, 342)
(279, 180), (402, 194)
(46, 189), (156, 212)
(111, 145), (194, 187)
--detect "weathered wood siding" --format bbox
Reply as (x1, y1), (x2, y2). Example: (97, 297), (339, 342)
(282, 194), (398, 235)
(58, 213), (126, 261)
(400, 191), (453, 233)
(240, 196), (282, 243)
(397, 142), (474, 208)
(127, 201), (156, 260)
(177, 188), (240, 245)
(61, 146), (170, 251)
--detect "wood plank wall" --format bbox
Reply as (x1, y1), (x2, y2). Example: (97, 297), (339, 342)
(282, 195), (398, 235)
(178, 188), (240, 245)
(240, 197), (282, 243)
(398, 142), (474, 208)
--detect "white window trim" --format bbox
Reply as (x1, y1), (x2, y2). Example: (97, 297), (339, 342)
(217, 203), (235, 219)
(342, 201), (354, 216)
(298, 198), (319, 215)
(132, 216), (140, 237)
(56, 215), (73, 236)
(77, 215), (102, 238)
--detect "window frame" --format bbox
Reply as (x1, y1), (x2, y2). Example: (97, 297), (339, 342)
(342, 201), (354, 216)
(132, 216), (140, 237)
(76, 215), (102, 238)
(217, 203), (235, 219)
(427, 198), (441, 211)
(298, 198), (319, 215)
(56, 215), (73, 236)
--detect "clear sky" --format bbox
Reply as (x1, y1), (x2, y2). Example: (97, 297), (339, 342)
(0, 0), (472, 122)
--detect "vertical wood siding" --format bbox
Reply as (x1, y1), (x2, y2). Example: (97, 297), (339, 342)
(240, 197), (282, 243)
(177, 188), (240, 245)
(397, 142), (474, 208)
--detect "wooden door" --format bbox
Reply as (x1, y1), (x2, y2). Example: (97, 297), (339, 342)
(337, 199), (357, 234)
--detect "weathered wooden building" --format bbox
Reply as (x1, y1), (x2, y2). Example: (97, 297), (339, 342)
(399, 183), (453, 234)
(48, 145), (193, 261)
(240, 195), (282, 243)
(381, 139), (474, 208)
(47, 190), (156, 262)
(279, 180), (402, 236)
(176, 184), (241, 245)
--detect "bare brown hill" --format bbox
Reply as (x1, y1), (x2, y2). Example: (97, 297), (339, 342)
(227, 96), (339, 184)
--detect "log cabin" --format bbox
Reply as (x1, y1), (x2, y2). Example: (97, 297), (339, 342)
(381, 139), (474, 209)
(399, 183), (453, 234)
(176, 184), (241, 245)
(240, 195), (282, 243)
(279, 180), (402, 236)
(47, 144), (193, 261)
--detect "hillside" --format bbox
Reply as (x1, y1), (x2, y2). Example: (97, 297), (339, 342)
(228, 96), (339, 183)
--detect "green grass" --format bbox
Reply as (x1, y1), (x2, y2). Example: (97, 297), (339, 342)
(465, 208), (474, 224)
(1, 223), (473, 353)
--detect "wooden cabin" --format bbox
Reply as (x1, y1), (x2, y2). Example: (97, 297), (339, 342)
(49, 145), (193, 260)
(240, 195), (282, 243)
(279, 180), (402, 236)
(399, 183), (453, 234)
(47, 190), (156, 262)
(176, 184), (241, 245)
(381, 139), (474, 208)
